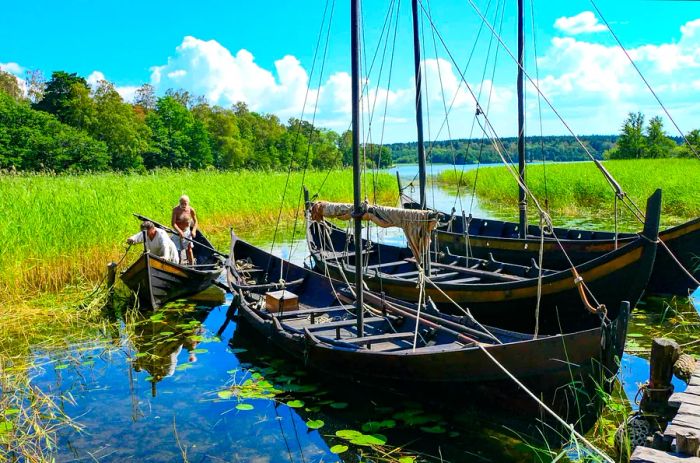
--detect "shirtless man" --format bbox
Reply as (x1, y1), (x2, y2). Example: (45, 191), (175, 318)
(171, 195), (198, 265)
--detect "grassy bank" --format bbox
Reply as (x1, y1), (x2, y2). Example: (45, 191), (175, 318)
(1, 169), (396, 303)
(437, 159), (700, 226)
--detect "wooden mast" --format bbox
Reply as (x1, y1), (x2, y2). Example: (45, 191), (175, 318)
(411, 0), (427, 209)
(351, 0), (364, 336)
(517, 0), (527, 238)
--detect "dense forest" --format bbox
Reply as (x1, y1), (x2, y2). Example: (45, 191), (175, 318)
(388, 135), (619, 164)
(1, 69), (699, 173)
(0, 70), (353, 173)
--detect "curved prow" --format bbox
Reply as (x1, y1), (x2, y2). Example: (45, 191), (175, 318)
(642, 189), (662, 242)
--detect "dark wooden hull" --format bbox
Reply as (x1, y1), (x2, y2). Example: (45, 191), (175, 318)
(229, 237), (629, 400)
(120, 232), (222, 309)
(403, 197), (700, 296)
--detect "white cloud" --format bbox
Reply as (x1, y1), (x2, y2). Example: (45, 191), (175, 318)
(0, 62), (25, 75)
(86, 70), (139, 102)
(554, 11), (607, 35)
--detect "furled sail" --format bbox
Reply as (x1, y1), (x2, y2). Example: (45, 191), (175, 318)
(309, 201), (438, 266)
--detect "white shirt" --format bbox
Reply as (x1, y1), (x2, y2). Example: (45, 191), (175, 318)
(129, 228), (179, 263)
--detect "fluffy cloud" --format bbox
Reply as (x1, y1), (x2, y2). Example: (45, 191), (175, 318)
(0, 62), (25, 75)
(86, 71), (139, 102)
(554, 11), (607, 35)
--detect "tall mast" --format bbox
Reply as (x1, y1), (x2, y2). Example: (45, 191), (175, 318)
(411, 0), (427, 209)
(351, 0), (364, 336)
(517, 0), (527, 238)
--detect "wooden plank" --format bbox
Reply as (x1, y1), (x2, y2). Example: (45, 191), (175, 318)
(304, 316), (385, 331)
(339, 332), (415, 345)
(671, 414), (700, 431)
(631, 446), (700, 462)
(665, 423), (700, 439)
(683, 386), (700, 397)
(406, 258), (525, 281)
(272, 305), (350, 319)
(677, 404), (700, 418)
(670, 393), (700, 408)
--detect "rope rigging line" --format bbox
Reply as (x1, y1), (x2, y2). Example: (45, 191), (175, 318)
(268, 0), (334, 278)
(438, 0), (647, 223)
(283, 0), (339, 282)
(529, 0), (548, 209)
(589, 0), (700, 162)
(477, 344), (615, 463)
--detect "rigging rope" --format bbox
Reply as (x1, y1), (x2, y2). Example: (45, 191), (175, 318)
(589, 0), (700, 162)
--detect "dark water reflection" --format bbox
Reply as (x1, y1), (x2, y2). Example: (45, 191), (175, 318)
(36, 296), (555, 462)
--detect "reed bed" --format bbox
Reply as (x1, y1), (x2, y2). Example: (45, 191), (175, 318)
(1, 169), (397, 303)
(437, 159), (700, 226)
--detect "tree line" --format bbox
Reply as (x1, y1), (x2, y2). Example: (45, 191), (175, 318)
(604, 112), (699, 159)
(0, 70), (354, 173)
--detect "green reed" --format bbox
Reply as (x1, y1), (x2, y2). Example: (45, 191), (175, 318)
(1, 169), (397, 301)
(437, 159), (700, 227)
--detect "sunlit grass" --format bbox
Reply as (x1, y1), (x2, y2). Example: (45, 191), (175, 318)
(438, 159), (700, 227)
(1, 169), (397, 303)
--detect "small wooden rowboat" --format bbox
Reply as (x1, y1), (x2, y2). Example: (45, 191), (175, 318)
(121, 231), (223, 309)
(226, 234), (629, 399)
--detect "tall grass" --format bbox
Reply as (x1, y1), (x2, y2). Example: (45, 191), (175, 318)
(438, 159), (700, 226)
(1, 169), (397, 302)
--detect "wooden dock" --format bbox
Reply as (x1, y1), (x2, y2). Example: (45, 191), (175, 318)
(631, 360), (700, 462)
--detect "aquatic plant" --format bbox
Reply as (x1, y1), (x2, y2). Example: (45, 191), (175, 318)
(0, 169), (396, 305)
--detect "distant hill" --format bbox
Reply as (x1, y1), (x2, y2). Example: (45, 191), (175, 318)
(388, 135), (621, 165)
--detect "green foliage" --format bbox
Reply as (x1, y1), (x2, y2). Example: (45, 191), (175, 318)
(605, 112), (678, 160)
(0, 70), (23, 101)
(390, 135), (618, 165)
(0, 92), (109, 171)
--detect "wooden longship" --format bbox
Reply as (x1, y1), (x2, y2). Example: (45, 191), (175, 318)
(306, 190), (661, 334)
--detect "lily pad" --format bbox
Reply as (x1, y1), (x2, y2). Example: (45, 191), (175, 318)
(336, 429), (363, 439)
(362, 420), (396, 432)
(0, 421), (14, 433)
(306, 419), (325, 429)
(420, 425), (446, 434)
(399, 457), (416, 463)
(330, 444), (348, 454)
(217, 390), (233, 399)
(286, 400), (305, 408)
(350, 433), (387, 446)
(329, 402), (348, 409)
(192, 348), (208, 354)
(236, 403), (254, 411)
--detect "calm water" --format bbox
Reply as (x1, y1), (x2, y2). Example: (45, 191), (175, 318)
(25, 164), (700, 462)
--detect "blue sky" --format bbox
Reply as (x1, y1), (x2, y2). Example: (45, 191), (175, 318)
(2, 0), (700, 142)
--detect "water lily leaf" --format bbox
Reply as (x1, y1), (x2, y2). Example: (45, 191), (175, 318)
(135, 352), (148, 358)
(329, 402), (348, 409)
(336, 429), (363, 439)
(306, 419), (325, 429)
(330, 445), (348, 454)
(236, 403), (254, 411)
(175, 364), (192, 371)
(399, 457), (416, 463)
(55, 364), (69, 370)
(190, 335), (205, 342)
(149, 313), (164, 321)
(192, 348), (208, 354)
(349, 433), (387, 446)
(217, 390), (233, 399)
(286, 400), (305, 408)
(0, 421), (13, 433)
(144, 376), (153, 381)
(3, 409), (19, 416)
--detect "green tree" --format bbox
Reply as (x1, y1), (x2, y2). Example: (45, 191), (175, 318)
(91, 80), (148, 170)
(134, 83), (156, 111)
(606, 112), (646, 159)
(24, 69), (45, 104)
(0, 70), (23, 101)
(645, 116), (675, 158)
(34, 71), (96, 130)
(679, 129), (700, 158)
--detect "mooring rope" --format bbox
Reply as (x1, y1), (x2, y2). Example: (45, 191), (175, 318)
(477, 344), (615, 463)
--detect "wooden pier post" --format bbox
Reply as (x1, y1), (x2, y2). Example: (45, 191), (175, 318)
(106, 262), (117, 306)
(641, 338), (681, 416)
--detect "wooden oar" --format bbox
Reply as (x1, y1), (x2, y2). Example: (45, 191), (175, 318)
(133, 213), (229, 258)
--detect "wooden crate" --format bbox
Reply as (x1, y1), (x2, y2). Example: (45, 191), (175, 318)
(265, 290), (299, 313)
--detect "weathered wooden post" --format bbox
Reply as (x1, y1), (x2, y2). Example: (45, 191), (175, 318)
(640, 338), (681, 417)
(676, 431), (700, 457)
(106, 261), (117, 306)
